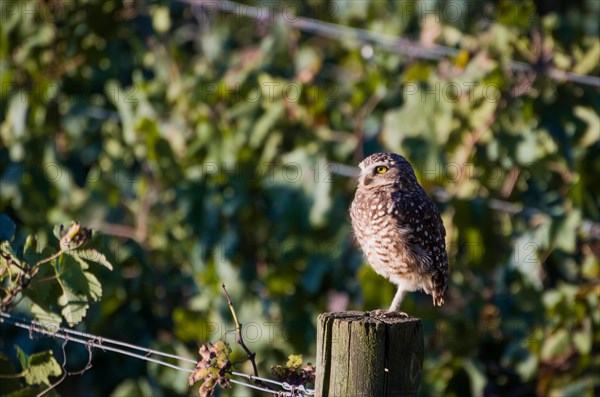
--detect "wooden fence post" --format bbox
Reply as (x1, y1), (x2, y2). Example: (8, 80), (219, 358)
(315, 311), (424, 397)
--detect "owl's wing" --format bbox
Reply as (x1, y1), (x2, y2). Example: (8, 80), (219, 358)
(392, 188), (448, 271)
(393, 188), (449, 304)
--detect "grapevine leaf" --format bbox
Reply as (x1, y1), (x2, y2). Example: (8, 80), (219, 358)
(55, 254), (102, 326)
(15, 346), (28, 372)
(23, 350), (62, 386)
(189, 341), (232, 396)
(24, 259), (58, 306)
(271, 354), (315, 386)
(30, 302), (63, 330)
(67, 249), (114, 271)
(1, 240), (21, 279)
(23, 235), (43, 266)
(286, 354), (302, 370)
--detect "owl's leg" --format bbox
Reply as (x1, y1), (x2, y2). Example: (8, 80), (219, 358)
(389, 287), (407, 311)
(369, 288), (409, 318)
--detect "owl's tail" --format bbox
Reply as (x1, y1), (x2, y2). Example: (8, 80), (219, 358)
(431, 270), (447, 307)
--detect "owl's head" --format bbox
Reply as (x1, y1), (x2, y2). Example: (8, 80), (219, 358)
(357, 152), (418, 189)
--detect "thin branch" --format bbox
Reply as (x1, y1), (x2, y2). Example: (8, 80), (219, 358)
(33, 250), (63, 270)
(0, 249), (63, 310)
(36, 275), (59, 283)
(135, 164), (155, 244)
(179, 0), (600, 88)
(1, 274), (25, 309)
(221, 283), (259, 377)
(92, 223), (139, 242)
(500, 167), (520, 198)
(26, 249), (63, 288)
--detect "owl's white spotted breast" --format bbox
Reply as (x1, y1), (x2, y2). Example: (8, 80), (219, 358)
(351, 189), (419, 280)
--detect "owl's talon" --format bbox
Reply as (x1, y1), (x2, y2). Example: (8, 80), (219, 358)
(368, 309), (409, 318)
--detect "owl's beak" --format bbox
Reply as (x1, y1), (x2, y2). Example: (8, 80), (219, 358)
(358, 170), (372, 187)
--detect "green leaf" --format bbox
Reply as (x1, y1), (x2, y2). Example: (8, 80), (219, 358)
(382, 85), (452, 164)
(15, 346), (28, 374)
(286, 354), (303, 369)
(548, 377), (599, 397)
(1, 240), (22, 277)
(552, 210), (581, 253)
(515, 132), (538, 164)
(23, 350), (62, 386)
(2, 94), (28, 160)
(542, 290), (562, 309)
(105, 81), (136, 145)
(403, 64), (433, 82)
(55, 255), (103, 326)
(510, 233), (542, 289)
(23, 261), (58, 307)
(541, 329), (570, 360)
(573, 106), (600, 148)
(22, 235), (43, 265)
(67, 249), (114, 271)
(52, 224), (62, 241)
(151, 6), (171, 34)
(250, 102), (284, 148)
(30, 302), (63, 330)
(572, 318), (592, 355)
(573, 40), (600, 75)
(515, 353), (538, 382)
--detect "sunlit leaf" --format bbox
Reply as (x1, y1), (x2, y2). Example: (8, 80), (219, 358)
(23, 351), (62, 386)
(55, 255), (102, 326)
(67, 249), (114, 271)
(541, 329), (570, 360)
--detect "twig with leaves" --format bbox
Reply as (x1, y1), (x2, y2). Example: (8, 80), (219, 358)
(0, 222), (92, 310)
(271, 354), (315, 389)
(188, 283), (262, 397)
(189, 283), (317, 396)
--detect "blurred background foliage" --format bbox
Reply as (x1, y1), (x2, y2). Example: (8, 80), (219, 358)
(0, 0), (599, 395)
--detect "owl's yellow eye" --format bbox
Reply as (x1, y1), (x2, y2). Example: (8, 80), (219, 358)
(375, 166), (388, 174)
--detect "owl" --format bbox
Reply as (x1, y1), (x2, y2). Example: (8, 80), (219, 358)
(350, 152), (448, 315)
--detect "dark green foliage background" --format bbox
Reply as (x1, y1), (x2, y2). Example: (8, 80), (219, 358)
(1, 0), (599, 395)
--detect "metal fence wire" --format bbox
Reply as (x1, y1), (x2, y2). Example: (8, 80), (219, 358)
(0, 312), (314, 397)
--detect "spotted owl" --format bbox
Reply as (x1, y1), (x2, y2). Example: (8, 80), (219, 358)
(350, 152), (448, 313)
